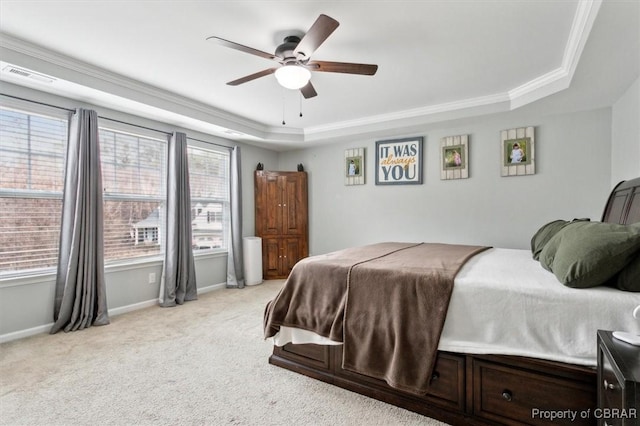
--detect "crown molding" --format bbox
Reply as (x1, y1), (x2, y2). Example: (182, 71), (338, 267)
(563, 0), (602, 75)
(0, 32), (270, 139)
(508, 0), (602, 109)
(304, 92), (511, 137)
(0, 0), (601, 146)
(305, 0), (601, 139)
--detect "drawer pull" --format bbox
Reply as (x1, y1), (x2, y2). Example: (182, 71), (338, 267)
(603, 379), (616, 390)
(431, 371), (439, 382)
(501, 390), (513, 402)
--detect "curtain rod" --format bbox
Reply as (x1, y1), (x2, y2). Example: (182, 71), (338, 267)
(0, 93), (233, 151)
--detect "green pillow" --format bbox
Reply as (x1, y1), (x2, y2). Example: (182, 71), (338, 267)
(531, 220), (569, 260)
(539, 221), (640, 288)
(613, 252), (640, 292)
(530, 219), (589, 261)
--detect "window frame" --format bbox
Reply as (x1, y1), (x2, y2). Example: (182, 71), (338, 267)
(0, 102), (231, 280)
(0, 105), (69, 278)
(98, 125), (168, 264)
(187, 141), (230, 254)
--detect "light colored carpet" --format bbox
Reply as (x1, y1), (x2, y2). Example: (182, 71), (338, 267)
(0, 280), (448, 426)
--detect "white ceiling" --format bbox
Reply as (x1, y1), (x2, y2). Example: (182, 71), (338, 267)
(0, 1), (638, 150)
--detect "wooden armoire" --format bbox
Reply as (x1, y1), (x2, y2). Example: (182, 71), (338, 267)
(254, 170), (308, 279)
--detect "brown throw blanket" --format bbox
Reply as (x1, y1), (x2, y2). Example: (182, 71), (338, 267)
(264, 242), (489, 395)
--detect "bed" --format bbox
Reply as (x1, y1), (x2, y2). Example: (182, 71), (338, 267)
(263, 177), (640, 426)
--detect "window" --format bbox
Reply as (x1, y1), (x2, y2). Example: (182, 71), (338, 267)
(188, 145), (229, 250)
(99, 128), (166, 262)
(0, 104), (230, 275)
(0, 107), (67, 273)
(0, 108), (168, 274)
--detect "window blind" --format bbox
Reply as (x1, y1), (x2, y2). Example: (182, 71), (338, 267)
(188, 145), (229, 250)
(0, 107), (67, 272)
(0, 103), (231, 275)
(99, 128), (167, 261)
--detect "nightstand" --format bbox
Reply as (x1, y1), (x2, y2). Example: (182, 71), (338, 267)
(597, 330), (640, 426)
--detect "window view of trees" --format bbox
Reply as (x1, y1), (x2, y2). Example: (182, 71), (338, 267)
(99, 129), (166, 261)
(0, 197), (62, 271)
(0, 109), (66, 272)
(0, 107), (230, 275)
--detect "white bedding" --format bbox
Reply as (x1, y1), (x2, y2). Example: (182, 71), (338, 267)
(272, 248), (640, 367)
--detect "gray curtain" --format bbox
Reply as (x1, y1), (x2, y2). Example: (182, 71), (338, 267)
(51, 108), (109, 334)
(226, 146), (245, 288)
(159, 132), (197, 307)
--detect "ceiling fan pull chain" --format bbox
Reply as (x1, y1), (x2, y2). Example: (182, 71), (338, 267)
(282, 93), (286, 126)
(299, 93), (303, 118)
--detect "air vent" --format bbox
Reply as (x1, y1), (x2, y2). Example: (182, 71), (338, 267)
(8, 67), (30, 77)
(2, 65), (55, 83)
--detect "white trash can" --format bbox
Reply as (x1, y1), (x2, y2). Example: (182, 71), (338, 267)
(243, 236), (263, 286)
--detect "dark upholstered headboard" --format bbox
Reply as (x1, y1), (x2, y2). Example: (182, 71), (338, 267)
(602, 177), (640, 225)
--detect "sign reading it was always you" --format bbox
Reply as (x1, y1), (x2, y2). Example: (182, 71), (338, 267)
(375, 136), (423, 185)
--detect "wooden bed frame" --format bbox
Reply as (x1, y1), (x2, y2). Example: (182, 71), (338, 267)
(268, 177), (640, 426)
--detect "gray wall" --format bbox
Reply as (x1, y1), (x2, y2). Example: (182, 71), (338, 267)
(611, 77), (640, 187)
(278, 107), (613, 256)
(0, 83), (278, 340)
(1, 77), (637, 341)
(0, 254), (227, 338)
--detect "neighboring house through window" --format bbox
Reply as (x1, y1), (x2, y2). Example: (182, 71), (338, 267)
(99, 127), (167, 260)
(188, 145), (229, 250)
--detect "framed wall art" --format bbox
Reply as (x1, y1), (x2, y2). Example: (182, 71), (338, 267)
(501, 126), (535, 176)
(344, 147), (365, 185)
(440, 134), (469, 180)
(375, 136), (423, 185)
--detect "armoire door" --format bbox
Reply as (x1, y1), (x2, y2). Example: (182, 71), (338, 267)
(281, 173), (307, 235)
(262, 237), (304, 279)
(256, 173), (282, 236)
(255, 170), (308, 279)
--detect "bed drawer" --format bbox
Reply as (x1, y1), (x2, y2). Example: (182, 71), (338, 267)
(335, 351), (465, 411)
(422, 352), (465, 408)
(274, 343), (332, 371)
(473, 359), (596, 425)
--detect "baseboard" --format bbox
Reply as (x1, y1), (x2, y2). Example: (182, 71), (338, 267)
(0, 324), (53, 344)
(0, 281), (227, 344)
(198, 282), (227, 294)
(107, 299), (158, 317)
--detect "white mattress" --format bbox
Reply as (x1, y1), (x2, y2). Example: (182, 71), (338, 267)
(272, 248), (640, 367)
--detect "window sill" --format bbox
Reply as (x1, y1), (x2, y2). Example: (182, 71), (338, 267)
(0, 249), (228, 288)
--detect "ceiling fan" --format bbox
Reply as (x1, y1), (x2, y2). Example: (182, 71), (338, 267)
(206, 14), (378, 99)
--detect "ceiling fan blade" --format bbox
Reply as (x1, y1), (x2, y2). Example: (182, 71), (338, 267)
(294, 14), (339, 59)
(227, 68), (277, 86)
(300, 81), (318, 99)
(207, 36), (279, 61)
(306, 61), (378, 75)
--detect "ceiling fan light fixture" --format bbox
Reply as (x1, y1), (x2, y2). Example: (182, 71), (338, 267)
(275, 64), (311, 90)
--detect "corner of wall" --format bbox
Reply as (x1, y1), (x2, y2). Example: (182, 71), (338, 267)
(611, 77), (640, 187)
